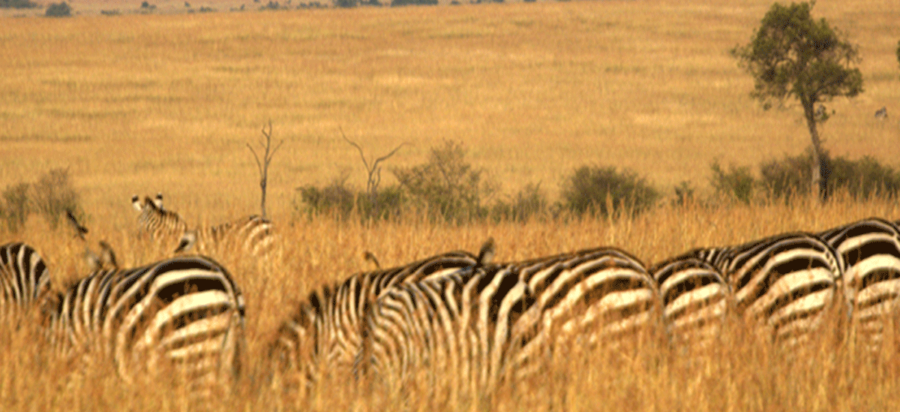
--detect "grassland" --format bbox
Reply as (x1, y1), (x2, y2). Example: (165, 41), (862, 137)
(1, 0), (900, 411)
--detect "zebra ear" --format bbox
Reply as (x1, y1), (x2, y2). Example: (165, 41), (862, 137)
(153, 193), (164, 211)
(131, 195), (142, 211)
(476, 238), (496, 268)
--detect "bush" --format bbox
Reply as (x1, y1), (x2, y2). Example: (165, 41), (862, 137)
(393, 140), (494, 223)
(294, 173), (406, 221)
(672, 180), (696, 207)
(560, 165), (659, 218)
(1, 0), (39, 9)
(491, 183), (549, 222)
(295, 173), (356, 219)
(44, 2), (71, 16)
(334, 0), (357, 7)
(391, 0), (436, 6)
(710, 160), (755, 204)
(31, 168), (80, 230)
(758, 150), (900, 201)
(1, 183), (30, 233)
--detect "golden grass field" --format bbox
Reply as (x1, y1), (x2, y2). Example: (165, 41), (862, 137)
(1, 0), (900, 410)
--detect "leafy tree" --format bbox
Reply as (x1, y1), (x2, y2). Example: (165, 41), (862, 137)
(731, 1), (863, 202)
(45, 1), (71, 16)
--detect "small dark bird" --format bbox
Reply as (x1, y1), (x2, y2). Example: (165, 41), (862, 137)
(98, 241), (118, 270)
(475, 237), (496, 269)
(66, 209), (88, 240)
(363, 251), (381, 270)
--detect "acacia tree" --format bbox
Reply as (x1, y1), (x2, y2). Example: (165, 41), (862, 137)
(731, 1), (863, 201)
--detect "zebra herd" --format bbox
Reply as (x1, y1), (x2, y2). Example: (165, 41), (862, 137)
(3, 198), (900, 404)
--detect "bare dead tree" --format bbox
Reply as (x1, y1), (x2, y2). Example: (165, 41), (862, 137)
(340, 128), (406, 218)
(247, 120), (284, 219)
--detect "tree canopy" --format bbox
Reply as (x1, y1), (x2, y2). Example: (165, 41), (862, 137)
(731, 1), (863, 201)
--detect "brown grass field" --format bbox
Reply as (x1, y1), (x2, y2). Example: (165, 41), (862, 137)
(2, 0), (900, 410)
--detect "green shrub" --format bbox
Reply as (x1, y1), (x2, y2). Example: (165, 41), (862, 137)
(31, 168), (80, 230)
(391, 0), (437, 6)
(295, 173), (356, 219)
(758, 150), (900, 201)
(491, 183), (548, 222)
(1, 183), (30, 233)
(1, 0), (39, 9)
(45, 2), (71, 16)
(560, 165), (659, 218)
(672, 180), (696, 207)
(710, 160), (755, 204)
(393, 140), (493, 223)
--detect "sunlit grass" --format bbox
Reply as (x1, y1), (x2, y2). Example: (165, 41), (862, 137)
(2, 0), (900, 410)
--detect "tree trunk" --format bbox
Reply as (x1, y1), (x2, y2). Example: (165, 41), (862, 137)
(802, 100), (827, 202)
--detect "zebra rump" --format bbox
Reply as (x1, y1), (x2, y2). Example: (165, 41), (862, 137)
(818, 217), (900, 351)
(268, 249), (480, 390)
(358, 247), (661, 397)
(649, 256), (729, 354)
(0, 243), (52, 311)
(681, 232), (844, 348)
(42, 255), (245, 398)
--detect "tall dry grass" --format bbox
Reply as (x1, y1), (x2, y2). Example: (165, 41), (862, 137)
(2, 193), (899, 411)
(2, 0), (900, 410)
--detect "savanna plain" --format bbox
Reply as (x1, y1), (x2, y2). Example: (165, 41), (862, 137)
(1, 0), (900, 410)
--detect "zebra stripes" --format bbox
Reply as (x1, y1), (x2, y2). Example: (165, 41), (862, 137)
(268, 249), (480, 389)
(357, 246), (660, 396)
(41, 252), (245, 398)
(0, 243), (52, 311)
(131, 194), (188, 240)
(679, 232), (843, 348)
(818, 217), (900, 351)
(649, 256), (729, 354)
(174, 215), (276, 259)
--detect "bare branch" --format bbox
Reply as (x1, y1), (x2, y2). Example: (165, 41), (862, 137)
(340, 127), (370, 172)
(246, 143), (263, 175)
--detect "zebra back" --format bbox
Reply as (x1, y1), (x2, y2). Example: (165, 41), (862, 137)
(358, 247), (660, 397)
(681, 232), (843, 348)
(0, 243), (52, 311)
(175, 215), (276, 259)
(268, 249), (479, 388)
(818, 217), (900, 351)
(42, 255), (245, 399)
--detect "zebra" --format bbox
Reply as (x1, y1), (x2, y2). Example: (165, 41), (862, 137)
(677, 232), (844, 349)
(648, 256), (729, 356)
(131, 194), (188, 240)
(875, 106), (888, 120)
(817, 217), (900, 352)
(174, 215), (276, 259)
(40, 244), (245, 400)
(0, 243), (52, 314)
(357, 246), (661, 398)
(267, 247), (484, 393)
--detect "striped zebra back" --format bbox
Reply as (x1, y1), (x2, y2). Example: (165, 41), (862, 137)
(358, 247), (660, 397)
(132, 195), (188, 240)
(42, 255), (245, 400)
(818, 217), (900, 352)
(682, 232), (844, 348)
(649, 256), (729, 355)
(268, 250), (479, 390)
(0, 243), (52, 312)
(175, 215), (277, 259)
(359, 264), (524, 398)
